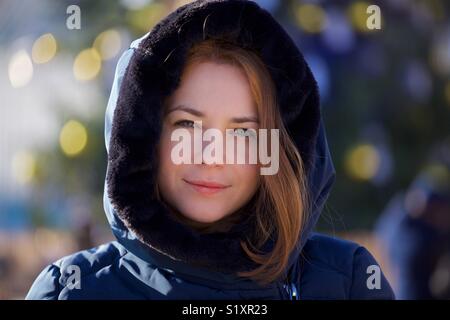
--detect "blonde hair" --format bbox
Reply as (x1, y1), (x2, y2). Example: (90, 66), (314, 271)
(159, 38), (310, 286)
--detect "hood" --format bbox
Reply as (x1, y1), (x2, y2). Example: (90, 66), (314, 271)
(103, 0), (336, 288)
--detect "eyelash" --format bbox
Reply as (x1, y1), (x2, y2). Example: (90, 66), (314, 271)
(173, 120), (253, 136)
(174, 120), (195, 128)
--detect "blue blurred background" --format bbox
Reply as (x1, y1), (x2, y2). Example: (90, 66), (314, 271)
(0, 0), (449, 299)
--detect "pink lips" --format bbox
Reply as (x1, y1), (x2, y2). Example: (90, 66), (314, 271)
(183, 179), (231, 195)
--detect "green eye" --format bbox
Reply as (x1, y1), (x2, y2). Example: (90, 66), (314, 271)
(233, 128), (256, 137)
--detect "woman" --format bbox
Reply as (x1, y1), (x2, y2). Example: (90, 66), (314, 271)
(26, 0), (395, 299)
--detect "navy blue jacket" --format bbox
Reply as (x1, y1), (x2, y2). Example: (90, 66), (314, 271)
(26, 0), (395, 300)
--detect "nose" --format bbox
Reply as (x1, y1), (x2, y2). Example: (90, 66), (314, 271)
(190, 128), (227, 166)
(201, 131), (226, 166)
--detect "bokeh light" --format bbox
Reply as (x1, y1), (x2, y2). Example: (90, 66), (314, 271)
(93, 29), (122, 61)
(403, 61), (433, 102)
(73, 48), (102, 81)
(322, 8), (355, 54)
(11, 151), (37, 185)
(294, 3), (327, 34)
(31, 33), (58, 64)
(8, 50), (33, 88)
(345, 144), (381, 181)
(59, 120), (88, 157)
(348, 1), (381, 33)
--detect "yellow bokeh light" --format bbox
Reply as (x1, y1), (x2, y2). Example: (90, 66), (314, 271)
(93, 29), (122, 60)
(345, 144), (380, 181)
(294, 3), (327, 34)
(73, 48), (101, 81)
(8, 50), (33, 88)
(59, 120), (88, 157)
(11, 151), (37, 185)
(32, 33), (58, 64)
(348, 1), (379, 33)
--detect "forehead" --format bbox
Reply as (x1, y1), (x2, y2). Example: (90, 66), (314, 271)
(167, 61), (257, 117)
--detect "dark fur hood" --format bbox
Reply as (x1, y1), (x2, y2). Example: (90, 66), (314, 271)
(104, 0), (336, 286)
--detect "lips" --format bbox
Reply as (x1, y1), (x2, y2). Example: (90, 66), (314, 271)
(183, 179), (231, 195)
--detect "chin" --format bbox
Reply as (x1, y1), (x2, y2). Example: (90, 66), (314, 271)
(184, 208), (227, 224)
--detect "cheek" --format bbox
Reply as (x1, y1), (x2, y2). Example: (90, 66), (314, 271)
(157, 131), (180, 194)
(158, 126), (185, 172)
(232, 164), (260, 193)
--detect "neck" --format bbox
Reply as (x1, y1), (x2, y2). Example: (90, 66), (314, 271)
(164, 201), (247, 234)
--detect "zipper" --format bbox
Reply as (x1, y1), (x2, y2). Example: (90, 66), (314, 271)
(290, 282), (298, 300)
(281, 259), (301, 300)
(282, 274), (299, 300)
(283, 281), (298, 300)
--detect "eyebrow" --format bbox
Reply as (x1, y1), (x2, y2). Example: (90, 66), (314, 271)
(166, 104), (259, 124)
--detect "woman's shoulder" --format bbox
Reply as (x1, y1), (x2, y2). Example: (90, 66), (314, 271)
(299, 233), (396, 299)
(302, 232), (362, 267)
(25, 241), (127, 300)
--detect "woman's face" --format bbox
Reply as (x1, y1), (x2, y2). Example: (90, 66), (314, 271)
(157, 61), (261, 224)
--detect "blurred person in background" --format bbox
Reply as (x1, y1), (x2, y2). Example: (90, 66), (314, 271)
(376, 139), (450, 299)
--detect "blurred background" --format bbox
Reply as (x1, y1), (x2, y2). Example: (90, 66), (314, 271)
(0, 0), (449, 299)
